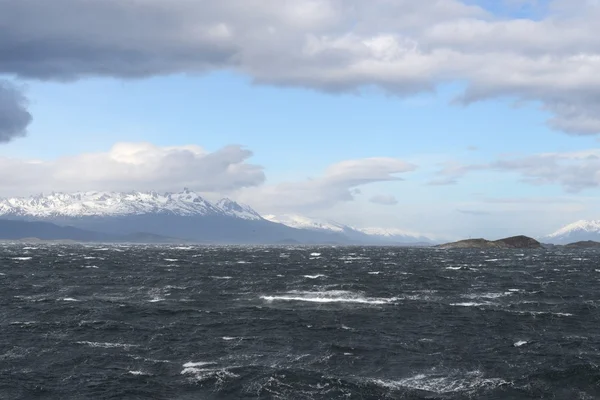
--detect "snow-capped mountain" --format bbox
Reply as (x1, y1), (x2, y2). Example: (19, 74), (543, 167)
(0, 189), (261, 220)
(264, 214), (434, 244)
(543, 220), (600, 244)
(263, 214), (348, 233)
(0, 190), (432, 244)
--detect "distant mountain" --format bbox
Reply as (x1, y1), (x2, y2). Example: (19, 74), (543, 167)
(543, 220), (600, 244)
(0, 219), (186, 243)
(0, 188), (261, 220)
(0, 190), (435, 245)
(437, 235), (542, 249)
(263, 214), (434, 245)
(0, 190), (351, 244)
(0, 219), (110, 242)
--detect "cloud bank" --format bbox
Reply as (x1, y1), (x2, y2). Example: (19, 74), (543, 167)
(0, 142), (264, 196)
(1, 0), (600, 134)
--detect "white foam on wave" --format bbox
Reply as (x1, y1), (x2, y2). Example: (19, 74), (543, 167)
(77, 341), (138, 349)
(183, 361), (216, 368)
(211, 276), (233, 280)
(60, 297), (79, 302)
(303, 274), (326, 279)
(373, 370), (508, 394)
(83, 256), (97, 260)
(310, 252), (321, 257)
(261, 290), (398, 305)
(149, 297), (164, 303)
(83, 265), (99, 269)
(164, 258), (178, 262)
(0, 273), (5, 276)
(514, 340), (528, 347)
(128, 370), (149, 376)
(463, 292), (513, 300)
(450, 302), (489, 307)
(368, 271), (381, 275)
(12, 257), (32, 261)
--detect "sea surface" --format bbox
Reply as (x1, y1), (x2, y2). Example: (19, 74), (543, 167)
(1, 244), (599, 399)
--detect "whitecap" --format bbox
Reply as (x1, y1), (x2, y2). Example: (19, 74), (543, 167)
(211, 276), (233, 280)
(303, 274), (326, 279)
(373, 371), (508, 394)
(484, 259), (499, 262)
(183, 361), (216, 368)
(260, 290), (397, 305)
(149, 297), (164, 303)
(60, 297), (79, 302)
(164, 258), (178, 262)
(83, 265), (99, 269)
(368, 271), (381, 275)
(450, 302), (489, 307)
(12, 257), (32, 261)
(76, 341), (138, 349)
(128, 370), (149, 376)
(514, 340), (528, 347)
(310, 252), (321, 256)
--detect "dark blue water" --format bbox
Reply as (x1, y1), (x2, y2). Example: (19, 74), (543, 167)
(1, 244), (599, 399)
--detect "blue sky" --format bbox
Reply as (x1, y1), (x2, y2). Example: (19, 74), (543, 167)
(1, 0), (600, 239)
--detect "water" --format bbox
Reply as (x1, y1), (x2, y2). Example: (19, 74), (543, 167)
(1, 244), (599, 399)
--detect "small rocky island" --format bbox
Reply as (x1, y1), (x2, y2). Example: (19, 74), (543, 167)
(437, 235), (543, 249)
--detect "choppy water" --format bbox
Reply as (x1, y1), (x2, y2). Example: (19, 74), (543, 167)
(1, 245), (600, 399)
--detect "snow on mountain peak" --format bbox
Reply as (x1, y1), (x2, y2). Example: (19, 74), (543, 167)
(546, 219), (600, 238)
(262, 214), (348, 233)
(262, 213), (433, 243)
(0, 190), (262, 220)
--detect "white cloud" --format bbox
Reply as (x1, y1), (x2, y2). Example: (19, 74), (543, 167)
(432, 149), (600, 192)
(0, 142), (264, 196)
(369, 194), (399, 205)
(236, 157), (416, 213)
(2, 1), (600, 134)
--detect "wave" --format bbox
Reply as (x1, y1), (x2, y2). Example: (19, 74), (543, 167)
(372, 370), (509, 395)
(76, 341), (138, 349)
(261, 290), (398, 305)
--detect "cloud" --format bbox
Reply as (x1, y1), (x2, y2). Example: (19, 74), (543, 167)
(457, 209), (491, 216)
(237, 157), (416, 212)
(369, 194), (399, 205)
(2, 1), (600, 134)
(432, 149), (600, 192)
(0, 80), (32, 142)
(0, 142), (264, 196)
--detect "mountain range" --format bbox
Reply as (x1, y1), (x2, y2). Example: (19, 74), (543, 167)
(0, 189), (433, 245)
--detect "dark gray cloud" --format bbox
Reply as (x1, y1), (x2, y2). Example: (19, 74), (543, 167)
(1, 1), (600, 134)
(369, 194), (399, 205)
(0, 80), (32, 142)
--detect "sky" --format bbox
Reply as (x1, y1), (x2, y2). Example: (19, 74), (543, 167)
(1, 0), (600, 240)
